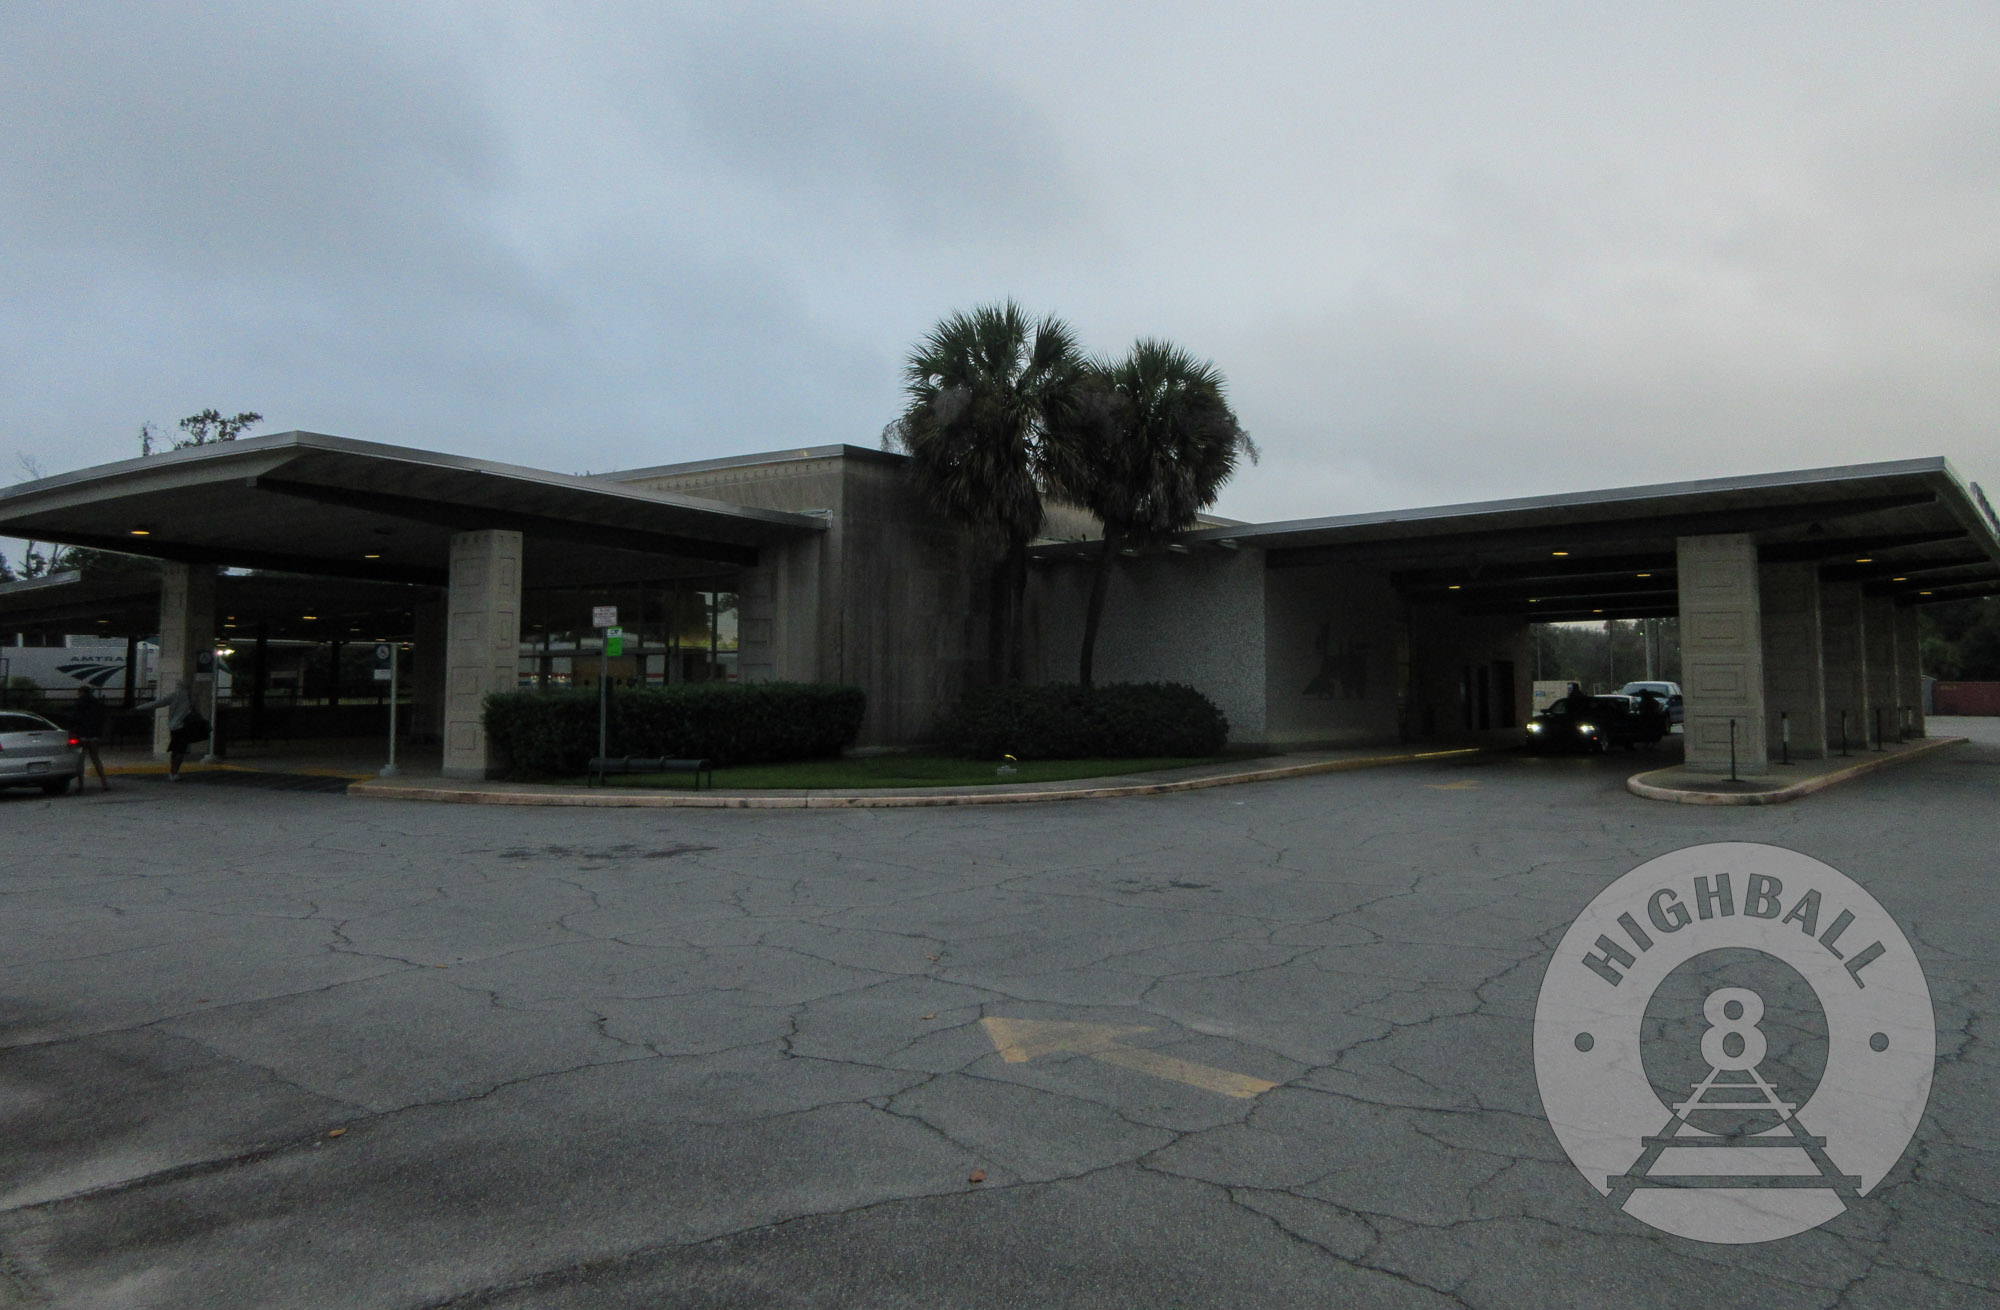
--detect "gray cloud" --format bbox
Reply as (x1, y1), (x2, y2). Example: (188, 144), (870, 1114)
(1, 1), (1995, 537)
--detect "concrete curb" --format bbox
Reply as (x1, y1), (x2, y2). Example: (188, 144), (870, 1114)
(347, 747), (1482, 809)
(1626, 735), (1965, 806)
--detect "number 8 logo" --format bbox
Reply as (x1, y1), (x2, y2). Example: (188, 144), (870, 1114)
(1700, 987), (1766, 1072)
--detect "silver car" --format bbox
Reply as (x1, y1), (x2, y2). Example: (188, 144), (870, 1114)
(0, 711), (83, 795)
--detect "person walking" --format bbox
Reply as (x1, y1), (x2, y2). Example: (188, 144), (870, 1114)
(134, 678), (208, 781)
(69, 685), (110, 791)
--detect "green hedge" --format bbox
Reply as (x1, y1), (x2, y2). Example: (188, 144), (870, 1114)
(941, 682), (1229, 759)
(484, 683), (866, 776)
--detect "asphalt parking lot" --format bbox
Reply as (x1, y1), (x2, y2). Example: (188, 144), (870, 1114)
(0, 724), (1994, 1309)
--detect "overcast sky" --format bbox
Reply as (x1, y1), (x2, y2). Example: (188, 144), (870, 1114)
(4, 1), (1997, 533)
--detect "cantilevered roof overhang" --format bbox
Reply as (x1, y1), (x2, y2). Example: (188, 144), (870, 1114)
(0, 569), (432, 642)
(0, 432), (827, 588)
(1032, 457), (2000, 621)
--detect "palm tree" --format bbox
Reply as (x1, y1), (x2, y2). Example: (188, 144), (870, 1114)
(1056, 339), (1256, 686)
(885, 302), (1087, 683)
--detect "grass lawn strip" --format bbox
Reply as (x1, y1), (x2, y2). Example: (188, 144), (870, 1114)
(567, 755), (1237, 790)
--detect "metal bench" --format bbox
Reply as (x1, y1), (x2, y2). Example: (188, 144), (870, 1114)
(586, 756), (714, 790)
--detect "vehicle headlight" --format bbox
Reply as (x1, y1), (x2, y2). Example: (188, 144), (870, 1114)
(1527, 723), (1542, 733)
(1576, 722), (1595, 733)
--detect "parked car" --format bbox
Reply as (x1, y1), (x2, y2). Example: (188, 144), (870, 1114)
(1617, 680), (1684, 725)
(0, 711), (83, 795)
(1526, 695), (1668, 753)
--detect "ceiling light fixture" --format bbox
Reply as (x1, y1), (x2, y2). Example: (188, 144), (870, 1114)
(1893, 576), (1908, 582)
(1855, 557), (1873, 564)
(1552, 550), (1569, 557)
(1447, 584), (1461, 591)
(1636, 572), (1651, 578)
(129, 527), (150, 536)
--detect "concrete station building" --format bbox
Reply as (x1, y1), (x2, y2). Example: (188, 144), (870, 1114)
(2, 432), (1996, 778)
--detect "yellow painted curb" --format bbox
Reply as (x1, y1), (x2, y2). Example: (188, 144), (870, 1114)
(1626, 736), (1964, 806)
(348, 747), (1481, 810)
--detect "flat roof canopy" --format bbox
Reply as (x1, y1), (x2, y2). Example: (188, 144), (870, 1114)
(0, 432), (826, 588)
(1035, 457), (2000, 620)
(0, 569), (430, 643)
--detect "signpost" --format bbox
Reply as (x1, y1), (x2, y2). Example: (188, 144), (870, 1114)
(594, 607), (617, 767)
(375, 642), (399, 778)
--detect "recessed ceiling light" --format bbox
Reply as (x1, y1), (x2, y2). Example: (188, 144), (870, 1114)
(1636, 572), (1651, 578)
(303, 614), (317, 620)
(1855, 557), (1873, 563)
(1920, 591), (1933, 596)
(1893, 576), (1907, 582)
(129, 528), (150, 536)
(1552, 550), (1569, 557)
(1447, 584), (1461, 591)
(364, 553), (381, 559)
(1593, 608), (1604, 614)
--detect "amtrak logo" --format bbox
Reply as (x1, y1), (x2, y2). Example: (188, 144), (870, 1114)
(54, 660), (126, 688)
(1534, 842), (1934, 1243)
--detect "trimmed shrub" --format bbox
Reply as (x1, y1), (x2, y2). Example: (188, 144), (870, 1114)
(484, 683), (866, 776)
(941, 682), (1228, 759)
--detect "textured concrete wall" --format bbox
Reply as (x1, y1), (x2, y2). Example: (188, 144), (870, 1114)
(830, 459), (993, 744)
(736, 535), (821, 685)
(1819, 578), (1868, 753)
(1759, 562), (1826, 759)
(443, 529), (522, 780)
(1263, 563), (1402, 746)
(1862, 595), (1898, 748)
(1895, 607), (1925, 738)
(1678, 534), (1767, 772)
(628, 453), (990, 745)
(153, 562), (217, 758)
(1405, 604), (1531, 745)
(1028, 548), (1268, 745)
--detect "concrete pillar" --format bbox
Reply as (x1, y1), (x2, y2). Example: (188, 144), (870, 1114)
(442, 529), (523, 779)
(1862, 595), (1897, 749)
(411, 592), (448, 742)
(1894, 606), (1925, 739)
(736, 537), (821, 684)
(1759, 563), (1826, 760)
(153, 562), (217, 758)
(1819, 578), (1867, 754)
(1678, 534), (1767, 773)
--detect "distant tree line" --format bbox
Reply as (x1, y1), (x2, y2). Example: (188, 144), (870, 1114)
(1532, 619), (1682, 692)
(1920, 599), (2000, 680)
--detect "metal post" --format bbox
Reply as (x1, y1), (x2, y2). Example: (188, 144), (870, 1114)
(251, 625), (268, 742)
(598, 636), (609, 764)
(1729, 718), (1738, 783)
(380, 644), (400, 778)
(1780, 711), (1790, 766)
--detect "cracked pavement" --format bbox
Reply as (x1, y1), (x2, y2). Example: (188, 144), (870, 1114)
(0, 725), (1994, 1308)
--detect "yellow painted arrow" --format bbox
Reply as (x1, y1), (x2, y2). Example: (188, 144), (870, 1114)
(980, 1017), (1278, 1099)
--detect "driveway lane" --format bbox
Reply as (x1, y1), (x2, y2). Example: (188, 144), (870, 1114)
(0, 728), (1991, 1308)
